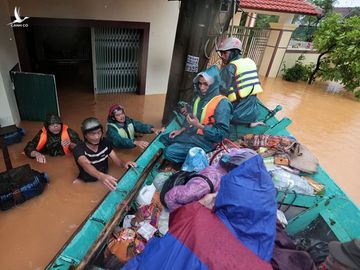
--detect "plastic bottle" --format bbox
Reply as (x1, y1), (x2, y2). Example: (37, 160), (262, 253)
(158, 209), (170, 235)
(271, 168), (314, 195)
(136, 183), (156, 206)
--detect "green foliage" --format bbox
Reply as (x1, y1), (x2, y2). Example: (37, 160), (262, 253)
(239, 13), (278, 28)
(282, 55), (315, 82)
(291, 25), (317, 42)
(254, 14), (279, 28)
(348, 7), (360, 17)
(293, 0), (335, 25)
(355, 90), (360, 99)
(312, 13), (360, 93)
(292, 0), (335, 41)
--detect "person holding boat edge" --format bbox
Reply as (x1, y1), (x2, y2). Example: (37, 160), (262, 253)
(73, 117), (136, 191)
(106, 104), (163, 149)
(217, 37), (263, 124)
(159, 65), (232, 164)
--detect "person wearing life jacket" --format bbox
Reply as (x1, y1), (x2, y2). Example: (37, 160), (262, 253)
(217, 37), (263, 124)
(159, 65), (232, 164)
(24, 113), (82, 164)
(106, 104), (163, 149)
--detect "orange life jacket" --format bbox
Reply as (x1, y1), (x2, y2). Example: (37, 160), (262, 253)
(193, 95), (226, 135)
(36, 124), (71, 155)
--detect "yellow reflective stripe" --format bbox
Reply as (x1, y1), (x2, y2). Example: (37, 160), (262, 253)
(199, 103), (207, 124)
(107, 123), (135, 140)
(228, 92), (237, 102)
(239, 84), (262, 98)
(193, 97), (201, 118)
(127, 123), (135, 140)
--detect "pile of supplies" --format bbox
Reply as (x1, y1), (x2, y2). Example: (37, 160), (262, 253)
(99, 134), (326, 269)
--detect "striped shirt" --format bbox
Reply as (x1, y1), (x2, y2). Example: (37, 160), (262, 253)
(73, 138), (113, 182)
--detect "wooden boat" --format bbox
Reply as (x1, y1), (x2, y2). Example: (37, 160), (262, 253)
(46, 101), (360, 269)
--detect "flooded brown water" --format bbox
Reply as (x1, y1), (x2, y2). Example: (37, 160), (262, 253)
(0, 88), (165, 270)
(0, 78), (359, 269)
(260, 78), (360, 207)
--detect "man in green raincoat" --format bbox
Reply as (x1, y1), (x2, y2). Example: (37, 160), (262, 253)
(217, 37), (263, 124)
(160, 65), (232, 164)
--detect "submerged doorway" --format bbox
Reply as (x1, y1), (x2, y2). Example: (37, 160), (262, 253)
(13, 18), (149, 96)
(33, 25), (93, 92)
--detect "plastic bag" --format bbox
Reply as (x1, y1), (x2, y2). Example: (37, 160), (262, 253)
(153, 171), (174, 192)
(181, 147), (208, 172)
(158, 209), (170, 235)
(270, 168), (314, 195)
(136, 183), (156, 206)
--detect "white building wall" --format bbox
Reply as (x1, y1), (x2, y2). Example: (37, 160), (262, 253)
(8, 0), (180, 95)
(279, 49), (319, 76)
(0, 0), (20, 125)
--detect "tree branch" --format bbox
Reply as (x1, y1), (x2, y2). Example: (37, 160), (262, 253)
(308, 44), (336, 84)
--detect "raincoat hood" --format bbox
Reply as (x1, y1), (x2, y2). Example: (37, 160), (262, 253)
(107, 104), (126, 123)
(193, 65), (221, 101)
(228, 50), (242, 62)
(44, 113), (62, 130)
(215, 154), (277, 261)
(107, 115), (130, 125)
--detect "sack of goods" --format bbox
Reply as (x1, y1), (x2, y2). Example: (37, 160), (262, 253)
(0, 164), (49, 210)
(3, 127), (25, 145)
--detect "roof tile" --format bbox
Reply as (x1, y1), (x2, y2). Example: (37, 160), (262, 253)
(240, 0), (322, 16)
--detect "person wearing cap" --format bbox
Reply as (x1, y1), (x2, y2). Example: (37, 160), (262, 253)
(217, 37), (263, 124)
(106, 104), (163, 149)
(73, 117), (137, 191)
(159, 65), (232, 164)
(319, 239), (360, 270)
(24, 113), (82, 164)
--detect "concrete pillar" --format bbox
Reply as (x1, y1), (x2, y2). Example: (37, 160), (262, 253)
(259, 22), (297, 78)
(245, 12), (257, 27)
(232, 11), (242, 26)
(0, 0), (20, 126)
(278, 13), (295, 24)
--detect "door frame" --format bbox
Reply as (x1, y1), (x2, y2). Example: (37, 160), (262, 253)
(12, 17), (149, 95)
